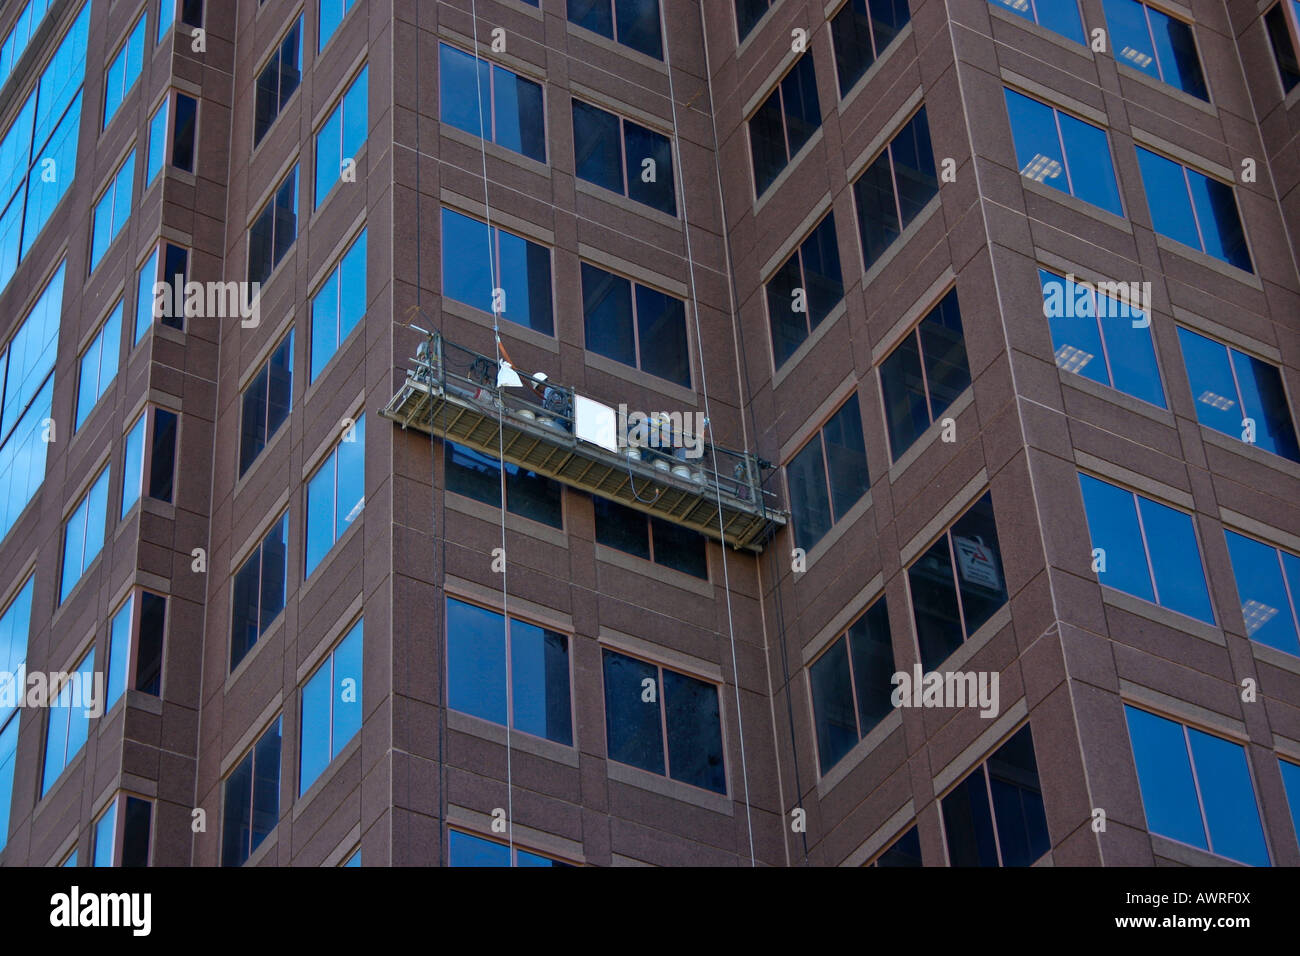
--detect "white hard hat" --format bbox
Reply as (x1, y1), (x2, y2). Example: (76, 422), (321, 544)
(532, 372), (548, 383)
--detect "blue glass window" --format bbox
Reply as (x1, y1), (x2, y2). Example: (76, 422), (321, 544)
(133, 243), (188, 342)
(593, 497), (708, 578)
(787, 395), (870, 552)
(1102, 0), (1207, 99)
(1281, 758), (1300, 843)
(602, 648), (725, 793)
(121, 413), (145, 518)
(440, 44), (546, 164)
(1004, 89), (1123, 216)
(440, 207), (554, 335)
(1224, 531), (1300, 657)
(310, 229), (366, 381)
(318, 0), (358, 51)
(158, 0), (175, 42)
(1039, 269), (1164, 407)
(1124, 706), (1269, 865)
(103, 17), (145, 129)
(304, 414), (365, 577)
(146, 99), (168, 185)
(1176, 327), (1298, 460)
(750, 54), (821, 197)
(766, 212), (844, 367)
(41, 647), (95, 794)
(61, 467), (109, 602)
(1077, 473), (1214, 623)
(446, 598), (572, 746)
(90, 150), (135, 271)
(0, 0), (57, 88)
(0, 574), (34, 850)
(315, 66), (367, 208)
(76, 304), (121, 432)
(988, 0), (1085, 45)
(300, 618), (363, 795)
(1136, 148), (1251, 271)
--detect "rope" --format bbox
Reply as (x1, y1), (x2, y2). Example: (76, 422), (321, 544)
(467, 0), (515, 864)
(660, 7), (756, 867)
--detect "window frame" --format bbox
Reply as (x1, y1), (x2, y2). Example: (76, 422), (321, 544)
(298, 616), (363, 796)
(238, 329), (295, 476)
(309, 227), (367, 382)
(439, 206), (556, 336)
(763, 210), (845, 370)
(102, 15), (145, 131)
(133, 241), (189, 343)
(75, 300), (123, 432)
(1123, 704), (1271, 865)
(447, 827), (576, 867)
(988, 0), (1085, 44)
(89, 148), (136, 273)
(438, 42), (548, 164)
(1003, 88), (1123, 216)
(60, 466), (110, 604)
(120, 404), (179, 518)
(304, 412), (365, 579)
(313, 64), (368, 209)
(318, 0), (360, 53)
(571, 97), (675, 214)
(828, 0), (912, 99)
(1102, 0), (1208, 100)
(1264, 1), (1300, 94)
(106, 588), (167, 711)
(578, 260), (691, 386)
(1135, 145), (1252, 272)
(566, 0), (664, 60)
(747, 53), (822, 199)
(592, 495), (710, 579)
(253, 14), (304, 148)
(1077, 471), (1217, 624)
(92, 792), (153, 867)
(229, 511), (290, 671)
(40, 646), (95, 793)
(443, 438), (565, 530)
(220, 715), (283, 867)
(1222, 528), (1300, 656)
(783, 392), (870, 553)
(851, 105), (940, 271)
(444, 597), (575, 747)
(599, 645), (728, 795)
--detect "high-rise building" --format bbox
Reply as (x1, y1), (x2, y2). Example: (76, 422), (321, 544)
(0, 0), (1298, 868)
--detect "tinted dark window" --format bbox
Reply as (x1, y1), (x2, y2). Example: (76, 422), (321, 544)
(440, 207), (554, 335)
(230, 514), (289, 670)
(239, 332), (294, 476)
(766, 212), (844, 367)
(1077, 472), (1215, 623)
(1265, 3), (1300, 92)
(572, 100), (675, 214)
(568, 0), (663, 59)
(830, 0), (911, 96)
(602, 648), (724, 793)
(581, 263), (689, 385)
(908, 492), (1007, 670)
(160, 244), (188, 331)
(121, 796), (152, 867)
(134, 591), (166, 696)
(248, 166), (298, 286)
(872, 826), (923, 867)
(879, 289), (970, 459)
(750, 55), (822, 196)
(943, 725), (1049, 866)
(172, 93), (197, 172)
(594, 497), (708, 577)
(444, 440), (563, 528)
(786, 395), (869, 552)
(222, 717), (281, 866)
(254, 17), (302, 145)
(853, 107), (938, 270)
(809, 599), (894, 773)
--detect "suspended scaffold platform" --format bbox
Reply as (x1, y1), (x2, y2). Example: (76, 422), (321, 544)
(381, 332), (787, 553)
